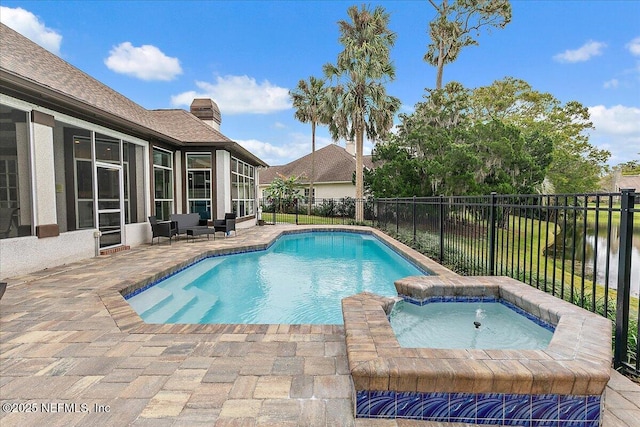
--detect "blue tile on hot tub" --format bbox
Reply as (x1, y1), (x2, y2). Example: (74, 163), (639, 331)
(561, 421), (599, 427)
(504, 419), (531, 427)
(450, 392), (476, 422)
(505, 394), (531, 422)
(355, 390), (369, 417)
(585, 396), (602, 421)
(532, 394), (559, 421)
(369, 390), (396, 418)
(422, 392), (449, 421)
(477, 393), (504, 420)
(559, 395), (586, 421)
(396, 392), (422, 419)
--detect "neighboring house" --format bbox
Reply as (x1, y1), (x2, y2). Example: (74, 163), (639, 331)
(600, 171), (640, 193)
(0, 23), (267, 279)
(614, 175), (640, 193)
(259, 143), (374, 200)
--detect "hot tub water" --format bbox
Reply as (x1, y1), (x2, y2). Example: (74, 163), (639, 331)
(390, 300), (554, 350)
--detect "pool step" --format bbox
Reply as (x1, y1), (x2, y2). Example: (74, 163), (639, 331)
(143, 290), (197, 323)
(174, 258), (226, 290)
(166, 289), (219, 323)
(127, 286), (172, 314)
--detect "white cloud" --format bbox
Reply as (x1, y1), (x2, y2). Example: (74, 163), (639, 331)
(588, 105), (640, 164)
(0, 6), (61, 54)
(235, 139), (307, 166)
(235, 133), (334, 165)
(589, 105), (640, 135)
(105, 42), (182, 81)
(273, 122), (287, 129)
(627, 37), (640, 56)
(171, 75), (291, 114)
(553, 40), (606, 63)
(603, 79), (619, 89)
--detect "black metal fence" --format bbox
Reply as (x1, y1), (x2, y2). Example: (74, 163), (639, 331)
(259, 197), (376, 226)
(376, 190), (639, 376)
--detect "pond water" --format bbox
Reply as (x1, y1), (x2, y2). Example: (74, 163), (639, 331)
(583, 223), (639, 297)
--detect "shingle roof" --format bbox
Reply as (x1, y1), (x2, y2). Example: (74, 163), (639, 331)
(259, 144), (375, 185)
(0, 23), (267, 165)
(148, 109), (232, 143)
(617, 175), (640, 192)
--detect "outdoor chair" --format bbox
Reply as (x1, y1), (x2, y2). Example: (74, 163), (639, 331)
(0, 207), (20, 239)
(214, 212), (236, 237)
(148, 216), (178, 245)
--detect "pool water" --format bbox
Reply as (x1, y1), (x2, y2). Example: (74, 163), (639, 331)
(390, 301), (554, 350)
(126, 232), (426, 324)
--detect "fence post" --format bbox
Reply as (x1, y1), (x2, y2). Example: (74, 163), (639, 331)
(488, 192), (497, 276)
(295, 199), (299, 225)
(396, 198), (399, 235)
(439, 195), (444, 264)
(614, 189), (635, 370)
(413, 196), (417, 243)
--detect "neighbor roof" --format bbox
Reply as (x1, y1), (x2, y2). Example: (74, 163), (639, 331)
(0, 23), (267, 166)
(617, 175), (640, 192)
(259, 144), (375, 185)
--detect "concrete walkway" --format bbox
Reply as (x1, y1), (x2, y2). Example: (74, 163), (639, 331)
(1, 225), (638, 426)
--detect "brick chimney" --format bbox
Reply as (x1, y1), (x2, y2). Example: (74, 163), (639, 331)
(190, 98), (221, 131)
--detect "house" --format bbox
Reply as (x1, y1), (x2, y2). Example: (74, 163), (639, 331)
(0, 23), (267, 279)
(614, 175), (640, 193)
(258, 143), (374, 200)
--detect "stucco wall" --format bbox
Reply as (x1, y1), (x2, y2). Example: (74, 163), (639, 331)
(125, 222), (151, 247)
(0, 229), (95, 279)
(258, 182), (356, 200)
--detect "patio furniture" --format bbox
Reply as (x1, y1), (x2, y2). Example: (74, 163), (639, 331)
(170, 213), (210, 239)
(148, 216), (178, 245)
(214, 212), (236, 237)
(0, 207), (20, 238)
(186, 227), (216, 242)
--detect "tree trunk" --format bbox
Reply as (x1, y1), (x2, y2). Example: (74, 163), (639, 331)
(355, 127), (364, 222)
(308, 121), (316, 215)
(436, 40), (445, 89)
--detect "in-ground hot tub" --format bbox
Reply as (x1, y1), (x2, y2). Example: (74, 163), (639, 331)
(342, 275), (612, 426)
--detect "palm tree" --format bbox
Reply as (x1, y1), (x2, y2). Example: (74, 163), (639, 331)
(290, 76), (329, 215)
(323, 4), (400, 222)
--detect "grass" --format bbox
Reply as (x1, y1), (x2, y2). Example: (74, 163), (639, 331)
(263, 212), (374, 226)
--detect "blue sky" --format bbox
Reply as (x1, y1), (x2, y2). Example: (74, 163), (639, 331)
(2, 1), (639, 167)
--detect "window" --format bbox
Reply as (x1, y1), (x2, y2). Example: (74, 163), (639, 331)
(304, 188), (316, 202)
(73, 136), (95, 229)
(153, 148), (173, 220)
(123, 142), (146, 224)
(0, 104), (33, 239)
(231, 157), (255, 217)
(186, 153), (212, 219)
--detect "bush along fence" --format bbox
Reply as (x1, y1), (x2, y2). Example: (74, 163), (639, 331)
(376, 189), (639, 377)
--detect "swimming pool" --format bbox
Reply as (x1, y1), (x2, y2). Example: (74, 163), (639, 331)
(126, 231), (427, 324)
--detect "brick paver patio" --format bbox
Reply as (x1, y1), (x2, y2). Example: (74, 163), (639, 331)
(1, 225), (638, 426)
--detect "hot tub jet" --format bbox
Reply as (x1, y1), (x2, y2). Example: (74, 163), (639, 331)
(473, 321), (481, 328)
